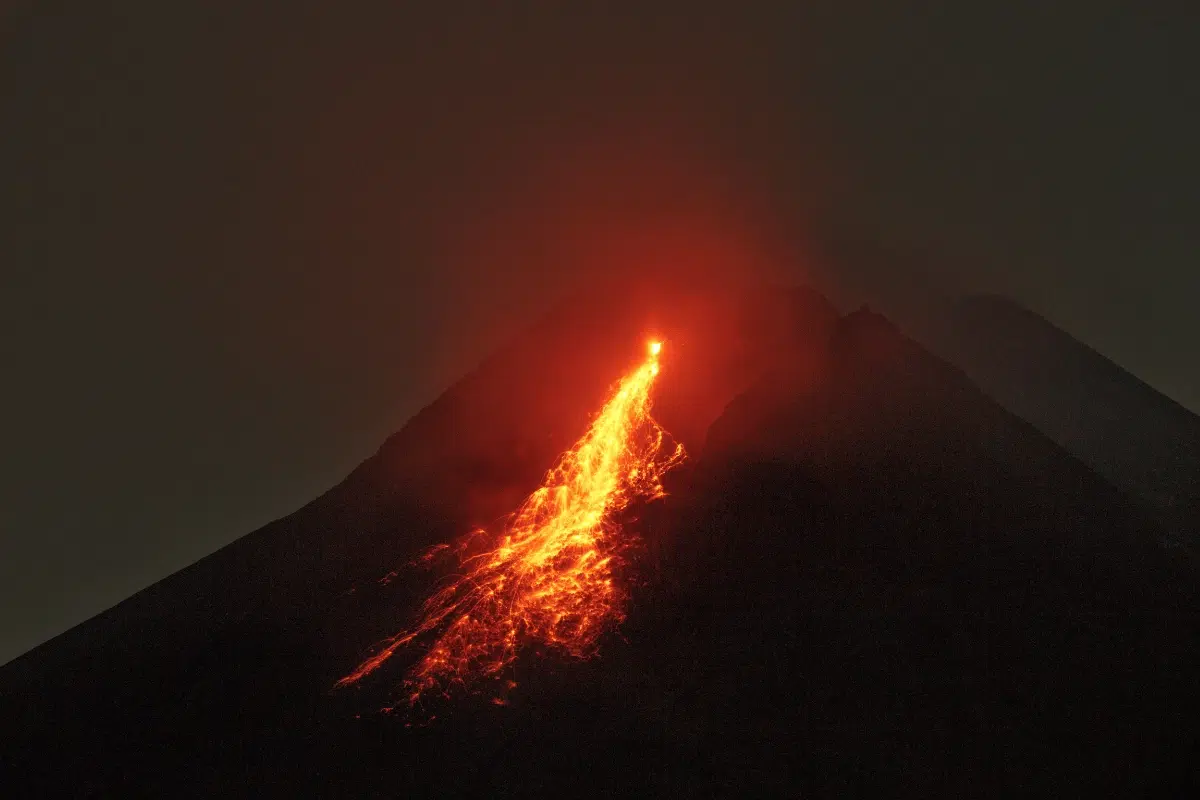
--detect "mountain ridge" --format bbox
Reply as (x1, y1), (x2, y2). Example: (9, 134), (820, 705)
(928, 292), (1200, 549)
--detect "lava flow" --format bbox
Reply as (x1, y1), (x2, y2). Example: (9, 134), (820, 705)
(338, 340), (685, 702)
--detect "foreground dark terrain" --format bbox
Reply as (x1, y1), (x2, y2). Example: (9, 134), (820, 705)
(2, 286), (1196, 796)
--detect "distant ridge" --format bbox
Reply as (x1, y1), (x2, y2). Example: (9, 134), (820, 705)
(929, 294), (1200, 549)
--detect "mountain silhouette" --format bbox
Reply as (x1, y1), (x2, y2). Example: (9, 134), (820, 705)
(2, 286), (1195, 797)
(929, 294), (1200, 550)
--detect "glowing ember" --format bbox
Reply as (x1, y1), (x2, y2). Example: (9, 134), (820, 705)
(338, 340), (685, 702)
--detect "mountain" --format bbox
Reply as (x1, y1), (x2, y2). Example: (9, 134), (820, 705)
(928, 294), (1200, 549)
(2, 286), (1195, 796)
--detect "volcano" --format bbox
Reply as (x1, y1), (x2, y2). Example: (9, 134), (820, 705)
(2, 285), (1196, 796)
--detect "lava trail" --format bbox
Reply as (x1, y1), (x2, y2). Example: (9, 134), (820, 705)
(338, 340), (685, 702)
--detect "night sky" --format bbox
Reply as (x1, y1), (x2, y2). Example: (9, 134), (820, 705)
(2, 2), (1196, 665)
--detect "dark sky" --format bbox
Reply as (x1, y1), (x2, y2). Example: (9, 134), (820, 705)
(2, 2), (1197, 665)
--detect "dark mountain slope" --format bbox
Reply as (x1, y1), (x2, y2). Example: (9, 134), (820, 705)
(1, 290), (1195, 797)
(654, 310), (1197, 794)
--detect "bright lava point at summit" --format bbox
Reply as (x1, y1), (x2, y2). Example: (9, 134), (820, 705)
(338, 340), (685, 703)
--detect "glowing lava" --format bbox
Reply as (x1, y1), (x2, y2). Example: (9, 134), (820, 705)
(338, 340), (685, 702)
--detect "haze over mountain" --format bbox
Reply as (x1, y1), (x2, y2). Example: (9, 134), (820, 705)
(3, 286), (1195, 796)
(5, 3), (1199, 670)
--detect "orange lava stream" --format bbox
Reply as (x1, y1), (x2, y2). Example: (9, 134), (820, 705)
(338, 340), (685, 702)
